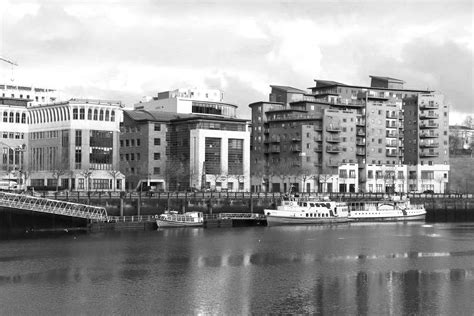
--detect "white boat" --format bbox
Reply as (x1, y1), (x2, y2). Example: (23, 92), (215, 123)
(264, 195), (351, 226)
(156, 210), (204, 228)
(347, 195), (426, 221)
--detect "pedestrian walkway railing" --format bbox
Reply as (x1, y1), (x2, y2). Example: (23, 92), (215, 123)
(0, 191), (108, 221)
(105, 215), (156, 223)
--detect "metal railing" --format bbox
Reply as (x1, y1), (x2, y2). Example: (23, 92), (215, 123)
(0, 191), (108, 221)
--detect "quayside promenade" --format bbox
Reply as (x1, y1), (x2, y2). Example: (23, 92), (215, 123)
(21, 191), (474, 222)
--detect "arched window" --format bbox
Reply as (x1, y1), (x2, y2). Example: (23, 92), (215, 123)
(88, 109), (92, 120)
(99, 109), (104, 121)
(15, 112), (20, 123)
(3, 112), (7, 122)
(80, 108), (85, 120)
(105, 110), (109, 121)
(9, 112), (14, 123)
(73, 108), (78, 120)
(52, 109), (57, 122)
(21, 113), (26, 124)
(94, 109), (98, 120)
(110, 110), (115, 122)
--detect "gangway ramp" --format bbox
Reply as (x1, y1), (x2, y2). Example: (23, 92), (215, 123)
(0, 191), (108, 221)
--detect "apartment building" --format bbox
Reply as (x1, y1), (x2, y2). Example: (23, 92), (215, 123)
(249, 76), (450, 193)
(123, 88), (251, 191)
(0, 84), (59, 106)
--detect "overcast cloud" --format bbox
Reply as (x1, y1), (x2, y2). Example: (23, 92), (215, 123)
(0, 0), (472, 122)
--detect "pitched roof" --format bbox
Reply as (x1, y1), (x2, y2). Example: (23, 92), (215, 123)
(270, 85), (306, 94)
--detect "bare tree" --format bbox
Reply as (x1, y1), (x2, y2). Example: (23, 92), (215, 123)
(52, 169), (69, 192)
(81, 169), (93, 191)
(164, 159), (190, 191)
(108, 169), (122, 191)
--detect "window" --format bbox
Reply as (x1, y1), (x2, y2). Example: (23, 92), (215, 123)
(125, 140), (130, 147)
(154, 138), (161, 146)
(79, 108), (85, 120)
(99, 110), (104, 121)
(75, 130), (82, 146)
(93, 109), (98, 120)
(154, 153), (161, 160)
(73, 108), (78, 120)
(131, 139), (135, 147)
(153, 167), (160, 174)
(154, 123), (161, 131)
(368, 170), (373, 179)
(349, 170), (355, 178)
(130, 153), (135, 161)
(88, 109), (92, 120)
(120, 140), (123, 147)
(137, 139), (140, 146)
(125, 154), (129, 161)
(136, 153), (140, 160)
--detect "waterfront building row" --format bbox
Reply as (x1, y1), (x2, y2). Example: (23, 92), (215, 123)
(249, 76), (450, 193)
(0, 87), (251, 192)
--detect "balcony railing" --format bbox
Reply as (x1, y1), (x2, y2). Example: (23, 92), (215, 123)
(263, 128), (270, 134)
(313, 125), (322, 131)
(357, 129), (366, 136)
(270, 137), (281, 143)
(326, 125), (341, 132)
(386, 142), (398, 148)
(291, 137), (301, 142)
(420, 102), (439, 110)
(326, 136), (341, 143)
(419, 142), (439, 148)
(420, 122), (439, 129)
(313, 146), (322, 152)
(419, 112), (439, 120)
(356, 119), (366, 126)
(326, 145), (341, 153)
(419, 132), (439, 138)
(386, 150), (398, 157)
(270, 147), (280, 153)
(291, 146), (302, 152)
(386, 132), (397, 138)
(420, 151), (439, 157)
(356, 149), (366, 156)
(356, 138), (366, 146)
(386, 112), (398, 119)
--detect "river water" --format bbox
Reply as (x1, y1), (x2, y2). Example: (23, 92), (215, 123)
(1, 222), (474, 315)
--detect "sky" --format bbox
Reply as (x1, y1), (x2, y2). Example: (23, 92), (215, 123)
(0, 0), (472, 123)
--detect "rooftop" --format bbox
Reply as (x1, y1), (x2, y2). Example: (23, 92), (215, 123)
(270, 85), (307, 94)
(369, 75), (405, 83)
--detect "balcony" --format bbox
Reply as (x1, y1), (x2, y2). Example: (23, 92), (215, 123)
(326, 124), (341, 132)
(270, 147), (280, 153)
(386, 112), (398, 119)
(356, 149), (366, 156)
(313, 146), (322, 152)
(386, 123), (398, 129)
(420, 122), (439, 129)
(314, 136), (322, 142)
(386, 142), (398, 148)
(386, 150), (398, 157)
(313, 125), (322, 131)
(326, 136), (341, 143)
(419, 112), (439, 120)
(270, 137), (281, 143)
(420, 150), (439, 157)
(356, 119), (366, 126)
(263, 128), (270, 134)
(420, 102), (439, 110)
(357, 129), (366, 136)
(291, 146), (302, 152)
(419, 131), (439, 138)
(419, 142), (439, 148)
(326, 145), (341, 153)
(314, 162), (322, 167)
(291, 137), (301, 142)
(356, 138), (366, 146)
(386, 132), (397, 138)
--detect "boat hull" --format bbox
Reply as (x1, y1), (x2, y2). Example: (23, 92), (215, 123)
(349, 213), (426, 222)
(266, 215), (351, 226)
(156, 220), (203, 228)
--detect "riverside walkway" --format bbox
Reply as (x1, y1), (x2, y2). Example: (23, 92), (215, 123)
(0, 191), (108, 221)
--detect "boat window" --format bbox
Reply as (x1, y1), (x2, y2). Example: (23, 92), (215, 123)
(303, 203), (307, 207)
(310, 203), (315, 207)
(306, 213), (308, 217)
(325, 203), (331, 208)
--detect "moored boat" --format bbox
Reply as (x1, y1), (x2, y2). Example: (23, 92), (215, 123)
(264, 195), (351, 226)
(347, 195), (426, 221)
(156, 210), (204, 228)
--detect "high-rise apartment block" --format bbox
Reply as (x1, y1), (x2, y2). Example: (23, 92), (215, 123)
(250, 77), (450, 193)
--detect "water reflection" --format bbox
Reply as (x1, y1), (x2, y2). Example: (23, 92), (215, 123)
(0, 223), (474, 314)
